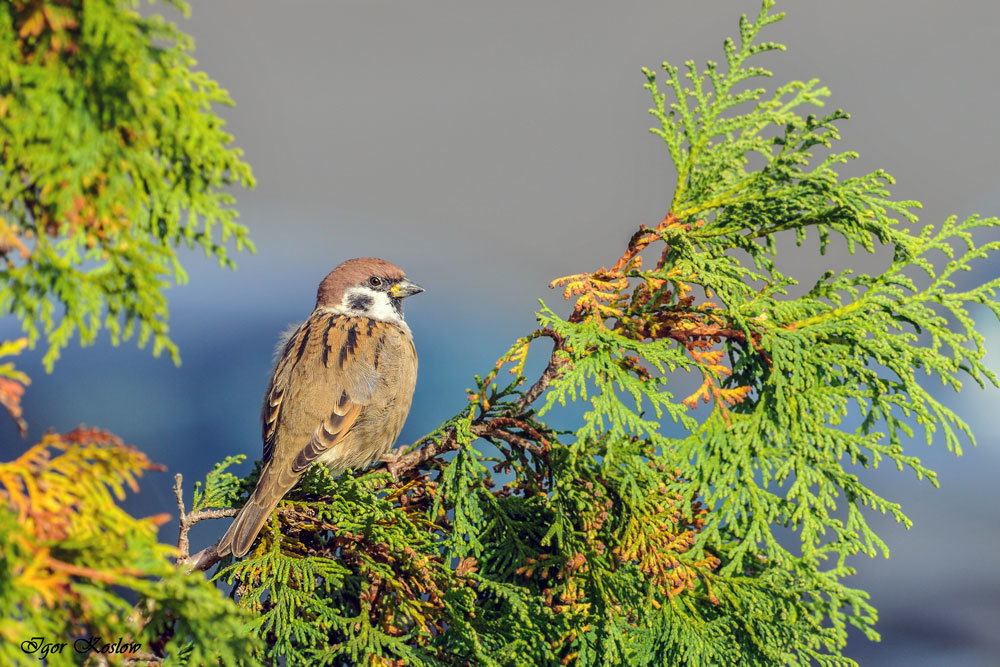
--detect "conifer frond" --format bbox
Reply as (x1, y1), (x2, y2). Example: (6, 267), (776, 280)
(0, 427), (258, 665)
(192, 454), (247, 512)
(1, 2), (262, 664)
(0, 0), (254, 370)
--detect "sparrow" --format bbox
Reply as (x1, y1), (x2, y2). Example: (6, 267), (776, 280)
(216, 257), (423, 558)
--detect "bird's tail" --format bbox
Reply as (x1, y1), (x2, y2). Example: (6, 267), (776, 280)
(216, 464), (298, 558)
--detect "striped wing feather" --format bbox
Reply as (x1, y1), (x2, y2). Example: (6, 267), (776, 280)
(219, 313), (395, 557)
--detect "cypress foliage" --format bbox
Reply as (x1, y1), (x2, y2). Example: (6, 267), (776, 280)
(193, 2), (999, 665)
(0, 1), (257, 663)
(0, 0), (253, 371)
(0, 429), (260, 665)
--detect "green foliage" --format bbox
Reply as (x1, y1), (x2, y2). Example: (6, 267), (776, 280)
(0, 1), (261, 664)
(192, 454), (248, 512)
(212, 461), (484, 665)
(192, 2), (1000, 665)
(0, 0), (253, 370)
(0, 429), (260, 665)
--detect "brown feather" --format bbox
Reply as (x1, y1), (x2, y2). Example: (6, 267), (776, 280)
(216, 307), (417, 558)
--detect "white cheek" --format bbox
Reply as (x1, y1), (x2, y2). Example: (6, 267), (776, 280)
(338, 287), (407, 328)
(366, 292), (401, 321)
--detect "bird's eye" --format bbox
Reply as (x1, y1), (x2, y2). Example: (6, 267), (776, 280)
(368, 276), (382, 288)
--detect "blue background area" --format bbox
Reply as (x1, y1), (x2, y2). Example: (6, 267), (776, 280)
(3, 2), (999, 663)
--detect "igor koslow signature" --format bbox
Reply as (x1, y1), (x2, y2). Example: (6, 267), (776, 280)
(19, 636), (142, 659)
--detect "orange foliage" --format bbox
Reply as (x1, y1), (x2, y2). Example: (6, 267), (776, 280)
(552, 215), (756, 418)
(0, 427), (167, 608)
(0, 338), (31, 436)
(13, 0), (81, 56)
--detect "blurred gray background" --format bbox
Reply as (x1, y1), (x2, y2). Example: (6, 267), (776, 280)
(3, 1), (999, 664)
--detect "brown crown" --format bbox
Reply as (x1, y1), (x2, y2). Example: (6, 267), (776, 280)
(316, 257), (406, 307)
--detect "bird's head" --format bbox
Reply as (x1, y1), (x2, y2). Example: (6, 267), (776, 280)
(316, 257), (424, 323)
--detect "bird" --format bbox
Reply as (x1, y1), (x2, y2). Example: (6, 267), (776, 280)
(215, 257), (423, 559)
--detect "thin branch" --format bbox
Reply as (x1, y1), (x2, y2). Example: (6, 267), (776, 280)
(187, 543), (223, 573)
(174, 473), (238, 569)
(516, 349), (566, 410)
(385, 429), (459, 480)
(173, 474), (187, 560)
(386, 339), (566, 478)
(471, 422), (547, 458)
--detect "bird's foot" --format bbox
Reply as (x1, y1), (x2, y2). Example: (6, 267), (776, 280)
(380, 452), (402, 483)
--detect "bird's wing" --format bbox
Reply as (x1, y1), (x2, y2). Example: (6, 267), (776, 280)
(260, 323), (304, 464)
(261, 314), (383, 463)
(222, 313), (387, 557)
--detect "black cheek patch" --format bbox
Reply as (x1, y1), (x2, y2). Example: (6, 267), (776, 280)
(348, 294), (374, 311)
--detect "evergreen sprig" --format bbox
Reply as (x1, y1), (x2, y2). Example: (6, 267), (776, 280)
(0, 2), (260, 664)
(0, 0), (253, 370)
(0, 428), (259, 666)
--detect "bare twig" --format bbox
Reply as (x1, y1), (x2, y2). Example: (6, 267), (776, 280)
(173, 473), (238, 570)
(187, 543), (223, 573)
(384, 429), (459, 479)
(176, 503), (238, 571)
(478, 416), (552, 454)
(173, 474), (188, 560)
(386, 339), (566, 479)
(471, 423), (547, 457)
(516, 351), (566, 410)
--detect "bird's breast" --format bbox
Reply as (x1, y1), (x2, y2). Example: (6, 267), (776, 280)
(278, 314), (417, 473)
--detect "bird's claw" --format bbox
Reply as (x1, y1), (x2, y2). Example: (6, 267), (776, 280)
(380, 452), (402, 483)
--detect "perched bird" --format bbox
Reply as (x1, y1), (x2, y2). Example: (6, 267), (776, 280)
(216, 257), (423, 558)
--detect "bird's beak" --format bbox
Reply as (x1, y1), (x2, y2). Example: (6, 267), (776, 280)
(391, 279), (425, 298)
